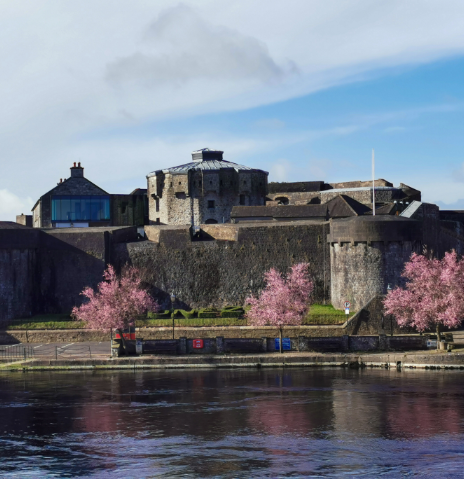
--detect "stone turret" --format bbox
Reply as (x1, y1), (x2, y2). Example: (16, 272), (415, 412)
(328, 216), (422, 311)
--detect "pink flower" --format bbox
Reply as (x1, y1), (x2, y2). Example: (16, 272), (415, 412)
(72, 265), (159, 331)
(383, 251), (464, 331)
(246, 263), (314, 327)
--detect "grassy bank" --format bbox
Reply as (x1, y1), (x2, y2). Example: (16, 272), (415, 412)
(6, 304), (354, 330)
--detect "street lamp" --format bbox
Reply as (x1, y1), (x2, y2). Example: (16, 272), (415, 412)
(170, 293), (176, 339)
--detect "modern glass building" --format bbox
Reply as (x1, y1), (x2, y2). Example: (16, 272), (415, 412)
(51, 195), (111, 223)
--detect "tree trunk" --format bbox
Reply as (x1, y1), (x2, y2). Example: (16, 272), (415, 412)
(436, 323), (441, 348)
(279, 327), (283, 354)
(116, 328), (128, 355)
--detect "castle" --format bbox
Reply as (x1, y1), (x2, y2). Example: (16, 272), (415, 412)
(1, 148), (463, 324)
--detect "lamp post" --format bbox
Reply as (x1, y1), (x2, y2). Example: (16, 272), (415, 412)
(387, 284), (393, 336)
(170, 293), (176, 340)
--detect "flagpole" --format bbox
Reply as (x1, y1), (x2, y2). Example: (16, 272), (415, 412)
(372, 149), (375, 216)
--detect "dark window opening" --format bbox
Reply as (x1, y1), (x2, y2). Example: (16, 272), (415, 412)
(170, 182), (173, 187)
(156, 218), (160, 224)
(239, 195), (245, 205)
(199, 180), (202, 187)
(220, 180), (223, 186)
(205, 218), (218, 224)
(121, 202), (128, 214)
(176, 192), (186, 200)
(275, 196), (289, 205)
(210, 181), (212, 185)
(155, 198), (159, 212)
(208, 200), (215, 209)
(179, 181), (181, 185)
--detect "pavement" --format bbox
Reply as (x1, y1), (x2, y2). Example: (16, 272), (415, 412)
(0, 341), (111, 360)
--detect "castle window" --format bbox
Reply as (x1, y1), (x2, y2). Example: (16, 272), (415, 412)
(179, 181), (181, 185)
(155, 198), (159, 212)
(208, 200), (215, 209)
(199, 180), (202, 187)
(210, 181), (212, 185)
(51, 195), (110, 222)
(239, 194), (246, 205)
(205, 219), (218, 224)
(170, 182), (173, 187)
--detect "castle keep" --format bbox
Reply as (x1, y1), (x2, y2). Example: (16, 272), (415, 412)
(147, 148), (268, 227)
(1, 148), (464, 324)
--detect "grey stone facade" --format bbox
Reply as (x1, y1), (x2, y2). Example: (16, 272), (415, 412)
(328, 216), (422, 310)
(147, 149), (268, 226)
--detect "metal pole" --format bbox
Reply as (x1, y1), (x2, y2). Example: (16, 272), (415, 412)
(372, 149), (375, 216)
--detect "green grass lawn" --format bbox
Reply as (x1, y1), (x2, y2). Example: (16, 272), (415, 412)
(304, 304), (355, 325)
(6, 304), (354, 330)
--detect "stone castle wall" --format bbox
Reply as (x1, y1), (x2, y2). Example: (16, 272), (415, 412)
(114, 221), (331, 310)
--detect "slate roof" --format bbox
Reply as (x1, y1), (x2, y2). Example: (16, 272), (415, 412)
(231, 205), (328, 219)
(325, 195), (371, 217)
(147, 148), (268, 177)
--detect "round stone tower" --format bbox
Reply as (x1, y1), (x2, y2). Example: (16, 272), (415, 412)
(328, 216), (422, 311)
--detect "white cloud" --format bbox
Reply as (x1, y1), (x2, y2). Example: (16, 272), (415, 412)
(1, 0), (464, 219)
(0, 190), (34, 221)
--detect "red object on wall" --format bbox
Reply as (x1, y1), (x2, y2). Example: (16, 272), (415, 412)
(193, 339), (204, 349)
(115, 326), (136, 340)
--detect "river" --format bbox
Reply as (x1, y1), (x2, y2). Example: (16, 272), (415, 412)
(0, 368), (463, 478)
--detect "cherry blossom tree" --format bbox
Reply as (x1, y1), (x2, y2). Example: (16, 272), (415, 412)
(246, 263), (314, 353)
(72, 265), (159, 353)
(383, 251), (464, 342)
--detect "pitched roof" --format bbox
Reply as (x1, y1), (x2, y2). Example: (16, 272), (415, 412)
(325, 195), (371, 217)
(40, 177), (109, 198)
(231, 205), (328, 219)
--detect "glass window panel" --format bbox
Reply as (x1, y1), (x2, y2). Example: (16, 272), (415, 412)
(103, 197), (110, 219)
(52, 195), (110, 221)
(61, 198), (71, 220)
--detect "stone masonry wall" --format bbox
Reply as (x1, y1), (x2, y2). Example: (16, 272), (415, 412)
(114, 221), (331, 309)
(330, 240), (420, 311)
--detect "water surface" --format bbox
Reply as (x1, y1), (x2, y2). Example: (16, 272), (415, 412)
(0, 368), (463, 478)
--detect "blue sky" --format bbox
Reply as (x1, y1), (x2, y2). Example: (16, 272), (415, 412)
(1, 1), (464, 219)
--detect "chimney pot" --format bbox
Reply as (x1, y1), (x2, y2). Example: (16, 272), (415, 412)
(78, 162), (81, 167)
(73, 162), (76, 167)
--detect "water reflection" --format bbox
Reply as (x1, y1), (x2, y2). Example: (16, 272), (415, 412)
(0, 368), (464, 477)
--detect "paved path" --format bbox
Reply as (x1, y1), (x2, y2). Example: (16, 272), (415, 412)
(0, 341), (111, 360)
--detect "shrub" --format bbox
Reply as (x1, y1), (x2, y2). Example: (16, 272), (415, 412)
(198, 308), (219, 318)
(147, 310), (171, 319)
(220, 307), (244, 318)
(177, 309), (196, 319)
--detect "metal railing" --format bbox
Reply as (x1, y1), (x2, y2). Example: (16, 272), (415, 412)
(0, 345), (34, 362)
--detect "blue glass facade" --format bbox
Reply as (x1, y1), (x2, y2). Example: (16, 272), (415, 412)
(51, 195), (110, 222)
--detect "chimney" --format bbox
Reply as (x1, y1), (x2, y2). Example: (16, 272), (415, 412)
(70, 162), (84, 178)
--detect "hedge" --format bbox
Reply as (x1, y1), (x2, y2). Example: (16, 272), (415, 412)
(147, 310), (171, 319)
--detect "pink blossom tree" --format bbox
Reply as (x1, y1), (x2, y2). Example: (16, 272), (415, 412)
(246, 263), (314, 353)
(383, 251), (464, 342)
(72, 265), (159, 353)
